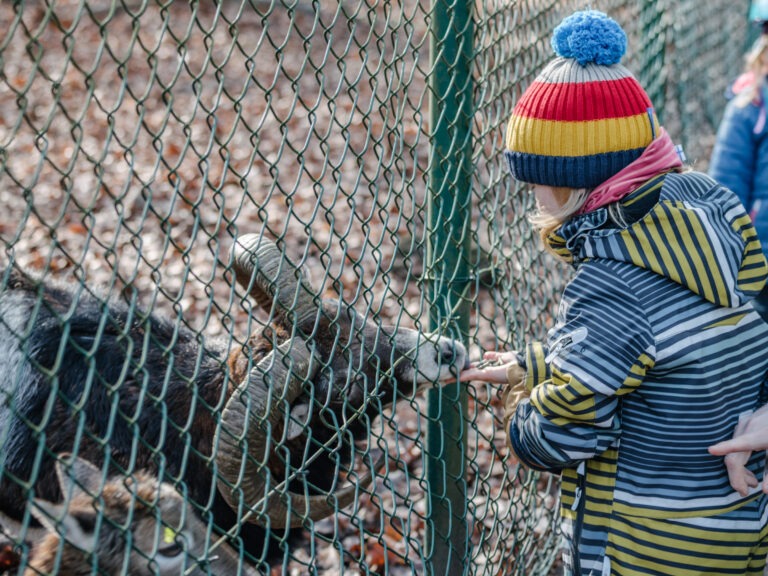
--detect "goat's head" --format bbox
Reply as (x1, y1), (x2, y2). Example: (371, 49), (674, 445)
(29, 456), (254, 576)
(215, 234), (468, 529)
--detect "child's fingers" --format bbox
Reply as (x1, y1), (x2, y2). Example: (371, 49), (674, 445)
(459, 365), (509, 384)
(462, 351), (522, 383)
(483, 351), (501, 360)
(479, 351), (519, 364)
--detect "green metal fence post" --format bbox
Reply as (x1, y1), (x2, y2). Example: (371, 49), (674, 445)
(638, 1), (667, 123)
(425, 0), (473, 573)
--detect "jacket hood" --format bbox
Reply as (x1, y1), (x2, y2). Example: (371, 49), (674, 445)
(546, 172), (768, 307)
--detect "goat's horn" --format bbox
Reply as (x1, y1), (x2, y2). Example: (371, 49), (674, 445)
(216, 340), (381, 528)
(232, 235), (317, 328)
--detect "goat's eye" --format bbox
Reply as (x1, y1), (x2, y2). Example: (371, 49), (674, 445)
(158, 538), (183, 558)
(158, 527), (184, 558)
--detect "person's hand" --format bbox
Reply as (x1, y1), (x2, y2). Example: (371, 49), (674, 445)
(458, 351), (521, 383)
(718, 415), (758, 497)
(709, 405), (768, 455)
(708, 407), (768, 495)
(459, 351), (529, 464)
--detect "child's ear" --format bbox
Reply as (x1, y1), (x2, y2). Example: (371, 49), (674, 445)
(30, 499), (98, 554)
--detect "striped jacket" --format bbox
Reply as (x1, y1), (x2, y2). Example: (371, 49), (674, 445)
(509, 171), (768, 574)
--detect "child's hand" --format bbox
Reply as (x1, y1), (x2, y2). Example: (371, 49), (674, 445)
(459, 351), (521, 383)
(460, 350), (529, 464)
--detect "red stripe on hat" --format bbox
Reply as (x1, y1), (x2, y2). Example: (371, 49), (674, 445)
(513, 77), (653, 122)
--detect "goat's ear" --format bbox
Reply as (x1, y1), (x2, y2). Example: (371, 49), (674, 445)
(55, 456), (102, 499)
(31, 499), (98, 554)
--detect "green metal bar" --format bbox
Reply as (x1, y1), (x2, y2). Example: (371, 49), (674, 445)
(638, 1), (667, 123)
(425, 0), (473, 573)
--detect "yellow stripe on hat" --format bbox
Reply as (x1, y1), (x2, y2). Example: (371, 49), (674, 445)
(507, 112), (658, 157)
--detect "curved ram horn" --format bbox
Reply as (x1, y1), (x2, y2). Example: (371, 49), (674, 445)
(216, 339), (382, 528)
(232, 234), (317, 328)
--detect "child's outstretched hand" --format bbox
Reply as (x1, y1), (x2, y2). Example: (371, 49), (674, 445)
(459, 350), (527, 465)
(459, 351), (521, 383)
(708, 405), (768, 496)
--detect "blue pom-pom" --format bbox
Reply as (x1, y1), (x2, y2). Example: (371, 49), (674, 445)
(551, 10), (627, 66)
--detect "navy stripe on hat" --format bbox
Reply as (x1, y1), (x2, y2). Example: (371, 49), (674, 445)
(505, 148), (646, 189)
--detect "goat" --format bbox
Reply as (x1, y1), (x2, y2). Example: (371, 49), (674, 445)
(25, 455), (257, 575)
(0, 234), (468, 566)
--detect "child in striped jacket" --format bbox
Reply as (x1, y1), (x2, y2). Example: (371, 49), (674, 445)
(461, 10), (768, 576)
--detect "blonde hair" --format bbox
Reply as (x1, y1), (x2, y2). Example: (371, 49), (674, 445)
(735, 35), (768, 107)
(528, 188), (591, 256)
(528, 168), (689, 259)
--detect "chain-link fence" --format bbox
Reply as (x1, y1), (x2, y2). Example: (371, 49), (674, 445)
(0, 1), (754, 574)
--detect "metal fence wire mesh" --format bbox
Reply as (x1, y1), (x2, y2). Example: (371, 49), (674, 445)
(0, 0), (753, 574)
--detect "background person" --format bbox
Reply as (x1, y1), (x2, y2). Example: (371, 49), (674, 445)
(709, 2), (768, 319)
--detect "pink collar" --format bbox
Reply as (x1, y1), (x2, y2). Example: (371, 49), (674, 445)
(578, 129), (684, 215)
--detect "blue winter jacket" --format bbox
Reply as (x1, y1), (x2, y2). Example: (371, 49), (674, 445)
(509, 172), (768, 575)
(709, 76), (768, 257)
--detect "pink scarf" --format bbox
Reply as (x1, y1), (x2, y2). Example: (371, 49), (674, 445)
(578, 129), (684, 214)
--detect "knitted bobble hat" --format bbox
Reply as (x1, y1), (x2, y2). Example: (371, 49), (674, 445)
(505, 10), (659, 189)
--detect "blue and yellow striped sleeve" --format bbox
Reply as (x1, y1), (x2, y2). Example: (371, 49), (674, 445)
(510, 261), (657, 471)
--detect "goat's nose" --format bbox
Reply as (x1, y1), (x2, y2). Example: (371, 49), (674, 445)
(440, 343), (457, 365)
